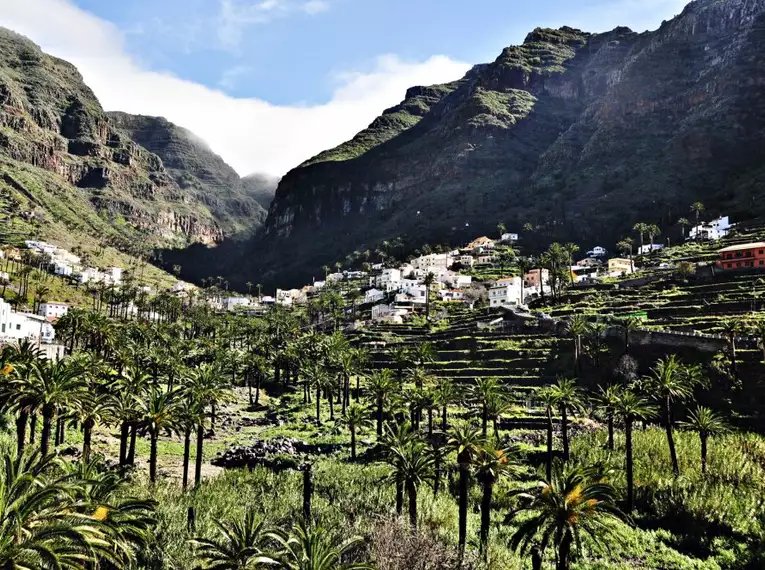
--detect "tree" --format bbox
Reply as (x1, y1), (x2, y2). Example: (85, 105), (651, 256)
(433, 378), (457, 431)
(595, 384), (622, 451)
(470, 377), (502, 438)
(755, 320), (765, 363)
(621, 316), (642, 355)
(448, 422), (483, 552)
(645, 355), (700, 476)
(342, 404), (370, 459)
(690, 201), (705, 225)
(633, 222), (649, 251)
(509, 464), (628, 570)
(496, 222), (506, 240)
(473, 444), (518, 553)
(615, 390), (656, 512)
(367, 369), (395, 438)
(192, 508), (276, 570)
(139, 387), (179, 483)
(0, 451), (107, 568)
(549, 377), (581, 462)
(538, 388), (558, 482)
(423, 272), (436, 320)
(677, 217), (690, 239)
(382, 424), (434, 528)
(567, 314), (590, 374)
(269, 523), (371, 570)
(721, 318), (742, 379)
(681, 406), (729, 474)
(616, 238), (635, 272)
(189, 363), (231, 487)
(646, 224), (661, 250)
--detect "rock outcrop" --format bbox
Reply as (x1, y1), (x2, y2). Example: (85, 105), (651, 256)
(235, 0), (765, 287)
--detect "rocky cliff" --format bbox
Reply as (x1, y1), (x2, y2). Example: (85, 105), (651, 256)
(107, 112), (268, 238)
(247, 0), (765, 287)
(0, 27), (250, 249)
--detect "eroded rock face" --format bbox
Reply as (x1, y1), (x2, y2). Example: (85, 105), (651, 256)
(212, 436), (344, 470)
(0, 27), (223, 246)
(252, 0), (765, 286)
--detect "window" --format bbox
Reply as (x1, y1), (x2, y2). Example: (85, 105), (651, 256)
(737, 263), (742, 268)
(727, 263), (732, 268)
(760, 261), (764, 266)
(15, 324), (20, 330)
(760, 250), (764, 255)
(1, 324), (4, 333)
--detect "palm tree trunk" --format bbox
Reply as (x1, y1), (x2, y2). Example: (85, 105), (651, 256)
(195, 420), (204, 487)
(664, 397), (679, 476)
(458, 463), (469, 552)
(255, 374), (261, 405)
(434, 448), (441, 495)
(428, 408), (433, 437)
(350, 426), (356, 459)
(442, 405), (447, 431)
(481, 405), (488, 438)
(182, 427), (191, 490)
(406, 480), (417, 528)
(479, 478), (494, 553)
(546, 408), (553, 482)
(395, 480), (404, 515)
(328, 390), (335, 420)
(316, 385), (321, 424)
(15, 411), (27, 456)
(700, 433), (708, 474)
(355, 375), (360, 401)
(119, 421), (128, 465)
(377, 398), (383, 438)
(83, 418), (94, 462)
(40, 408), (54, 456)
(626, 417), (635, 512)
(149, 430), (158, 483)
(127, 424), (137, 465)
(303, 464), (313, 524)
(557, 529), (573, 570)
(561, 404), (569, 461)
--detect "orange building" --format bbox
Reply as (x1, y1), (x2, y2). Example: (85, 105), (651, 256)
(716, 242), (765, 271)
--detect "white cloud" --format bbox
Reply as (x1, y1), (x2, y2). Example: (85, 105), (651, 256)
(303, 0), (330, 15)
(218, 65), (252, 91)
(0, 0), (470, 177)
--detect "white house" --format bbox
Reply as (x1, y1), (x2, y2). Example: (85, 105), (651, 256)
(327, 272), (344, 282)
(106, 267), (123, 284)
(439, 289), (465, 301)
(364, 288), (385, 304)
(38, 302), (68, 320)
(586, 246), (607, 257)
(222, 297), (251, 311)
(638, 244), (664, 255)
(688, 216), (732, 241)
(0, 299), (55, 343)
(52, 261), (73, 277)
(410, 253), (451, 273)
(372, 268), (401, 291)
(443, 273), (472, 289)
(456, 255), (475, 267)
(489, 277), (522, 308)
(371, 303), (408, 324)
(24, 240), (57, 255)
(276, 288), (307, 306)
(501, 232), (519, 243)
(171, 281), (193, 293)
(76, 267), (104, 285)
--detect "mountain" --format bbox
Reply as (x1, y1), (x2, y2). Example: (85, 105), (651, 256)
(107, 113), (268, 238)
(0, 27), (259, 256)
(241, 173), (279, 211)
(218, 0), (765, 288)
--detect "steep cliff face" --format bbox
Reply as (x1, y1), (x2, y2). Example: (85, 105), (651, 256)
(253, 0), (765, 286)
(240, 173), (280, 211)
(0, 27), (225, 247)
(107, 112), (268, 238)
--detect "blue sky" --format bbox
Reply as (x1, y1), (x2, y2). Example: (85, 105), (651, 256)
(70, 0), (690, 105)
(2, 0), (690, 175)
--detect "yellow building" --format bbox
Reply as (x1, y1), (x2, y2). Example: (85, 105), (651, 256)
(608, 258), (634, 275)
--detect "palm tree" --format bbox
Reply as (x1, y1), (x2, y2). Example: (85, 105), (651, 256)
(448, 422), (483, 552)
(509, 464), (628, 570)
(538, 388), (558, 482)
(189, 363), (231, 487)
(567, 314), (590, 374)
(269, 523), (371, 570)
(677, 217), (690, 239)
(595, 384), (622, 451)
(139, 387), (179, 483)
(646, 224), (661, 250)
(496, 222), (506, 240)
(434, 378), (457, 431)
(644, 354), (699, 476)
(366, 369), (395, 438)
(616, 238), (635, 272)
(470, 377), (502, 437)
(549, 377), (580, 462)
(473, 444), (518, 553)
(691, 201), (705, 225)
(10, 359), (83, 456)
(192, 508), (276, 570)
(0, 451), (108, 568)
(633, 222), (649, 251)
(615, 390), (656, 512)
(423, 272), (436, 320)
(342, 404), (370, 459)
(681, 406), (729, 474)
(621, 316), (642, 355)
(382, 426), (434, 528)
(755, 320), (765, 363)
(721, 318), (742, 379)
